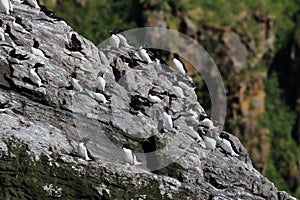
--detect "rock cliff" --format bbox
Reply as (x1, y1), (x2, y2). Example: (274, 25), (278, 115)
(0, 2), (296, 199)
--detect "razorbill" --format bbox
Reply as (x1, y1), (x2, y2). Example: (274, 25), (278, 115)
(217, 132), (239, 157)
(116, 30), (133, 48)
(108, 30), (120, 48)
(147, 88), (163, 103)
(87, 90), (108, 104)
(8, 48), (28, 63)
(0, 0), (11, 14)
(25, 0), (40, 9)
(28, 63), (44, 87)
(154, 58), (162, 72)
(122, 143), (142, 166)
(162, 107), (173, 130)
(172, 53), (187, 75)
(3, 32), (16, 47)
(12, 18), (29, 34)
(31, 39), (48, 59)
(198, 128), (216, 151)
(138, 46), (152, 64)
(96, 72), (105, 92)
(66, 33), (82, 52)
(77, 142), (91, 161)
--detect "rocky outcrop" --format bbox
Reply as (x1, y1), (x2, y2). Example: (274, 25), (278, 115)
(0, 2), (295, 199)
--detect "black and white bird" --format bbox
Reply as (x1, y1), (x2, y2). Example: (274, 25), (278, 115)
(0, 0), (12, 15)
(8, 48), (29, 63)
(65, 33), (82, 52)
(28, 63), (44, 87)
(96, 72), (105, 92)
(31, 39), (48, 59)
(86, 89), (108, 104)
(138, 46), (152, 64)
(147, 88), (164, 103)
(116, 30), (133, 48)
(216, 133), (239, 157)
(122, 143), (142, 166)
(199, 115), (219, 131)
(25, 0), (40, 9)
(198, 128), (216, 151)
(161, 107), (173, 130)
(77, 142), (92, 161)
(12, 18), (29, 34)
(172, 53), (187, 75)
(69, 75), (83, 92)
(108, 30), (120, 49)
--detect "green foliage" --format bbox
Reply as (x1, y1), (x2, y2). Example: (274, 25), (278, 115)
(44, 0), (139, 44)
(258, 72), (299, 196)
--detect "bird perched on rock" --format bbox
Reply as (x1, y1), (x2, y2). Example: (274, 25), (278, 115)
(12, 18), (29, 34)
(28, 63), (44, 87)
(69, 73), (83, 92)
(122, 143), (142, 166)
(147, 88), (164, 103)
(216, 132), (239, 157)
(172, 53), (187, 75)
(108, 30), (120, 49)
(116, 29), (133, 48)
(96, 72), (106, 92)
(0, 0), (13, 15)
(138, 46), (152, 64)
(65, 33), (82, 52)
(77, 141), (92, 161)
(31, 39), (49, 59)
(198, 127), (216, 151)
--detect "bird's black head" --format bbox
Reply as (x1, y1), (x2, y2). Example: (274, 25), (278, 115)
(199, 115), (209, 121)
(117, 29), (124, 33)
(71, 34), (77, 40)
(97, 71), (104, 78)
(33, 39), (39, 48)
(220, 132), (229, 140)
(0, 19), (3, 27)
(15, 16), (22, 24)
(5, 24), (11, 33)
(109, 30), (116, 35)
(173, 53), (180, 59)
(122, 143), (131, 149)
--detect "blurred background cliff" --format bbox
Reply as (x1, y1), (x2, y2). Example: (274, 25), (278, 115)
(41, 0), (300, 197)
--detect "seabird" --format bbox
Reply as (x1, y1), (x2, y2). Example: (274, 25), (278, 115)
(138, 46), (152, 64)
(116, 30), (133, 48)
(66, 33), (82, 52)
(217, 132), (239, 157)
(198, 127), (216, 151)
(69, 75), (83, 92)
(3, 32), (16, 47)
(12, 18), (29, 34)
(77, 142), (91, 161)
(122, 143), (142, 166)
(8, 48), (28, 63)
(199, 116), (218, 130)
(28, 63), (44, 87)
(0, 0), (11, 14)
(31, 39), (48, 59)
(88, 90), (108, 104)
(108, 30), (120, 48)
(96, 72), (105, 92)
(161, 107), (173, 130)
(147, 88), (163, 103)
(25, 0), (40, 9)
(172, 53), (187, 75)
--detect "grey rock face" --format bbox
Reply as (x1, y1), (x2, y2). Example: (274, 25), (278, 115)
(0, 2), (296, 200)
